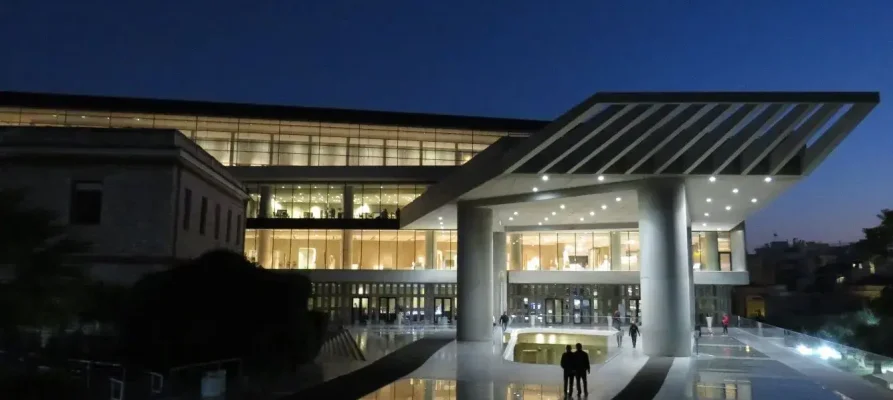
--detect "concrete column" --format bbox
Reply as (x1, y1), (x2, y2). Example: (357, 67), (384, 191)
(425, 231), (436, 269)
(703, 231), (720, 271)
(637, 179), (693, 357)
(610, 231), (623, 270)
(343, 185), (354, 218)
(342, 229), (353, 269)
(493, 231), (507, 321)
(731, 223), (747, 272)
(457, 203), (494, 342)
(257, 186), (273, 268)
(509, 233), (522, 270)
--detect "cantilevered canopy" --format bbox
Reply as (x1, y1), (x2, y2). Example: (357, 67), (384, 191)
(401, 92), (879, 231)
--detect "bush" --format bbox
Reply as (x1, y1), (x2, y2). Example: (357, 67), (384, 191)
(119, 249), (327, 372)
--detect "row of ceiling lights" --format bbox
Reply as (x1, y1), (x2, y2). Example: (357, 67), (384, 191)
(701, 175), (771, 228)
(535, 174), (606, 192)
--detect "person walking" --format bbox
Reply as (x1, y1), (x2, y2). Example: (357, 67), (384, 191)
(616, 326), (623, 348)
(500, 312), (510, 332)
(573, 343), (590, 397)
(560, 345), (575, 396)
(722, 313), (730, 335)
(629, 322), (640, 348)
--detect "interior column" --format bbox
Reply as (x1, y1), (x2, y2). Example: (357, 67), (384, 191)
(731, 222), (747, 272)
(342, 185), (355, 269)
(638, 179), (693, 357)
(457, 202), (494, 342)
(509, 233), (522, 270)
(703, 231), (720, 271)
(610, 231), (623, 270)
(257, 185), (273, 268)
(425, 231), (436, 269)
(493, 231), (507, 321)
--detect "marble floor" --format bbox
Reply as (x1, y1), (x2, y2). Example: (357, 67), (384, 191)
(347, 326), (893, 399)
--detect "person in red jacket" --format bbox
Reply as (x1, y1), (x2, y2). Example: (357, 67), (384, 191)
(722, 313), (730, 335)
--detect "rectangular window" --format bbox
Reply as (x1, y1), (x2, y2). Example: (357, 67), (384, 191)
(70, 181), (103, 225)
(183, 188), (192, 231)
(214, 203), (221, 239)
(199, 196), (208, 235)
(226, 209), (233, 243)
(235, 215), (242, 245)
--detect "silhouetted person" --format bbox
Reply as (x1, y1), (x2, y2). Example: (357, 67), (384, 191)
(629, 322), (640, 348)
(722, 313), (730, 334)
(560, 345), (575, 396)
(499, 312), (509, 331)
(573, 343), (590, 397)
(395, 208), (400, 220)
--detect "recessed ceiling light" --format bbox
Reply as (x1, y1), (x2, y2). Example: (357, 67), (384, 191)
(704, 212), (710, 217)
(538, 222), (542, 226)
(615, 197), (621, 202)
(544, 217), (549, 221)
(706, 198), (712, 203)
(509, 217), (514, 221)
(702, 223), (707, 227)
(542, 175), (549, 181)
(589, 211), (595, 216)
(725, 205), (732, 211)
(751, 198), (758, 203)
(709, 176), (716, 182)
(598, 175), (605, 181)
(438, 217), (443, 220)
(601, 204), (607, 210)
(732, 188), (739, 194)
(552, 211), (557, 215)
(579, 217), (584, 221)
(513, 211), (518, 215)
(533, 187), (539, 192)
(560, 204), (566, 209)
(764, 176), (773, 183)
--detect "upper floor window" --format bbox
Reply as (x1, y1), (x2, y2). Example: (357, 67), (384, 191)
(235, 215), (242, 245)
(70, 181), (103, 225)
(214, 203), (221, 239)
(226, 209), (233, 243)
(199, 196), (208, 235)
(183, 188), (192, 231)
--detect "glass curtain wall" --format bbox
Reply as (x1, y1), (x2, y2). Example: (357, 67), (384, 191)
(0, 108), (515, 167)
(244, 183), (426, 219)
(508, 231), (638, 271)
(691, 231), (733, 271)
(245, 229), (454, 270)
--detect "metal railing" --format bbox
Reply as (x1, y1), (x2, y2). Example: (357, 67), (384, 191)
(506, 314), (641, 330)
(734, 315), (893, 391)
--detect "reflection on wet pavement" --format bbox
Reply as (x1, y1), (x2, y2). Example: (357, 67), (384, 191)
(360, 378), (565, 400)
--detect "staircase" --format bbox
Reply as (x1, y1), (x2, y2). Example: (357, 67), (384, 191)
(317, 328), (366, 362)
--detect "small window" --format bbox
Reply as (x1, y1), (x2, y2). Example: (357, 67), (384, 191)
(199, 196), (208, 235)
(70, 181), (103, 225)
(182, 189), (192, 231)
(213, 204), (221, 239)
(225, 209), (233, 243)
(235, 215), (242, 245)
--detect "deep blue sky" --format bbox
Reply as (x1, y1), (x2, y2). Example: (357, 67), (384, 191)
(1, 1), (891, 248)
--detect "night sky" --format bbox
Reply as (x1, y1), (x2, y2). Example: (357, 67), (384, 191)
(1, 1), (891, 249)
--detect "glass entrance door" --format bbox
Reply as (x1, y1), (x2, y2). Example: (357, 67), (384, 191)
(629, 298), (641, 323)
(379, 297), (397, 323)
(434, 297), (453, 324)
(545, 298), (565, 325)
(351, 297), (369, 324)
(573, 298), (592, 324)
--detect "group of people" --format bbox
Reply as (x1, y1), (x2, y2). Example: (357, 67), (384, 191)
(695, 313), (731, 337)
(560, 343), (591, 398)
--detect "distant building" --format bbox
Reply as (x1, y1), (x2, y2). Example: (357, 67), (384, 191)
(0, 127), (249, 283)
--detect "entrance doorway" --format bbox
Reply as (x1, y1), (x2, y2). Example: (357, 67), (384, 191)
(545, 298), (565, 324)
(379, 297), (397, 323)
(351, 297), (370, 324)
(629, 298), (641, 323)
(434, 297), (453, 324)
(572, 298), (592, 324)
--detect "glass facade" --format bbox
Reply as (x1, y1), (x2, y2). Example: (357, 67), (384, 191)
(691, 231), (733, 271)
(507, 231), (640, 271)
(244, 229), (456, 270)
(245, 182), (427, 219)
(310, 282), (456, 325)
(0, 107), (518, 167)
